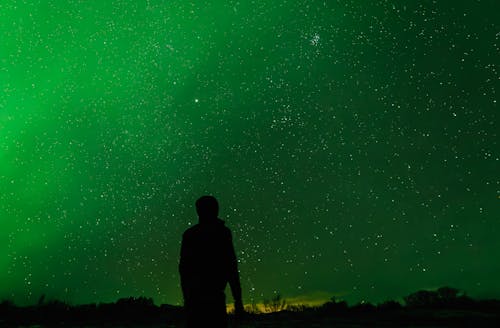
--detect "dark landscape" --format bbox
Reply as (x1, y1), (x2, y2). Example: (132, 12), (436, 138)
(1, 1), (499, 327)
(1, 287), (499, 327)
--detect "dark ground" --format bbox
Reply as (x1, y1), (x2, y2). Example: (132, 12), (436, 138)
(2, 288), (500, 327)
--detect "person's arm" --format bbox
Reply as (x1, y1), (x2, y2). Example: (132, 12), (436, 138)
(227, 229), (244, 314)
(179, 233), (189, 301)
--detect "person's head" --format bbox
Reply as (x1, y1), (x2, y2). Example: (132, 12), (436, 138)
(195, 195), (219, 220)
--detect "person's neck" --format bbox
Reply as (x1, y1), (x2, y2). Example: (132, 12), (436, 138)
(199, 216), (217, 224)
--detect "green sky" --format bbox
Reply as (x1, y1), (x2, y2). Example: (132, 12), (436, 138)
(1, 0), (498, 306)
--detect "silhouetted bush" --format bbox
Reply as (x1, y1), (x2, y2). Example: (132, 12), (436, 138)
(350, 302), (376, 313)
(320, 297), (348, 314)
(287, 304), (312, 312)
(1, 287), (500, 326)
(244, 302), (262, 314)
(403, 286), (474, 309)
(436, 286), (460, 300)
(378, 300), (402, 311)
(404, 290), (439, 308)
(0, 296), (182, 326)
(263, 293), (287, 312)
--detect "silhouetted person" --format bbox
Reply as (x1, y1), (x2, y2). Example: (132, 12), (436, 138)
(179, 196), (244, 327)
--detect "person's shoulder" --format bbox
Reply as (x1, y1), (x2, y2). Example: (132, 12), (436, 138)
(182, 224), (201, 237)
(217, 221), (233, 239)
(215, 219), (231, 232)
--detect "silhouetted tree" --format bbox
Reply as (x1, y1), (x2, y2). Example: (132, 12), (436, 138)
(404, 290), (439, 308)
(437, 286), (460, 301)
(404, 287), (468, 308)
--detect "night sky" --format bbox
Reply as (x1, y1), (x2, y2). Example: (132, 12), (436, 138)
(1, 0), (498, 307)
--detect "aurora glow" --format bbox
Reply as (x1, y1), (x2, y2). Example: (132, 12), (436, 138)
(1, 0), (498, 306)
